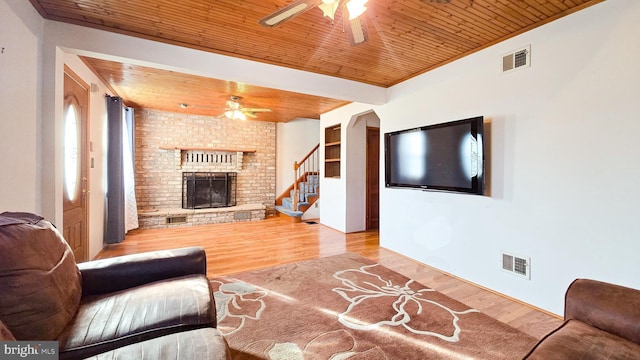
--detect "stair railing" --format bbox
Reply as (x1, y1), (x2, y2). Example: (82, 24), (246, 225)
(292, 144), (320, 211)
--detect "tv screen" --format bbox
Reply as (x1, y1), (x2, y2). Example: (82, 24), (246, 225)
(385, 116), (484, 195)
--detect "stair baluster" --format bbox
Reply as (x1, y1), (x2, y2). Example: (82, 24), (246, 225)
(275, 144), (320, 221)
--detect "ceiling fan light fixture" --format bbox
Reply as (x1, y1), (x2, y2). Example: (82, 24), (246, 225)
(318, 0), (339, 20)
(225, 109), (246, 121)
(346, 0), (368, 20)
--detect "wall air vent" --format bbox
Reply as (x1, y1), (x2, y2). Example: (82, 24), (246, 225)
(502, 45), (531, 73)
(234, 211), (251, 220)
(501, 251), (531, 279)
(166, 215), (187, 224)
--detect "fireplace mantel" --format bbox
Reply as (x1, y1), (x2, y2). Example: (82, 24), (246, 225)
(159, 146), (256, 170)
(159, 146), (256, 153)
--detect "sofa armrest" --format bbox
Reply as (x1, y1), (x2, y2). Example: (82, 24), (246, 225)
(564, 278), (640, 345)
(78, 247), (207, 296)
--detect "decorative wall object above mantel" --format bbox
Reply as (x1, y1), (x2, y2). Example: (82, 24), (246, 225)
(159, 146), (256, 170)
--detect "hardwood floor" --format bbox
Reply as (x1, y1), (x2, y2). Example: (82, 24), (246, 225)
(96, 216), (562, 339)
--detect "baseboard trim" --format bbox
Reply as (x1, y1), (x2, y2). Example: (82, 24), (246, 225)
(381, 247), (563, 320)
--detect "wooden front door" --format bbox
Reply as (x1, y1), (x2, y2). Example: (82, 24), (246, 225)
(63, 66), (89, 262)
(366, 127), (380, 229)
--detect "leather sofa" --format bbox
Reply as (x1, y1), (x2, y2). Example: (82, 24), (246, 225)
(0, 212), (230, 359)
(525, 278), (640, 359)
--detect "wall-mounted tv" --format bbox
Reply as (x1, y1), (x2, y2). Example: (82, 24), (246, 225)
(385, 116), (484, 195)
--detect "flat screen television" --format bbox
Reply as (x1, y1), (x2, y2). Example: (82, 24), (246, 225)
(385, 116), (485, 195)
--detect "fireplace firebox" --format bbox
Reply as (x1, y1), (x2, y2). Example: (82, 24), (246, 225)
(182, 172), (237, 209)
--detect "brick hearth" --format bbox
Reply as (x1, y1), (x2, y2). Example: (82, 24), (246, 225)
(137, 204), (266, 229)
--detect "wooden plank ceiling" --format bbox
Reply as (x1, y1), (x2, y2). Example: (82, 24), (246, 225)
(79, 58), (350, 122)
(31, 0), (602, 122)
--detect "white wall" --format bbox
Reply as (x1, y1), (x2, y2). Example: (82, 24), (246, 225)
(320, 103), (379, 232)
(379, 0), (640, 315)
(0, 0), (42, 213)
(321, 0), (640, 315)
(2, 0), (114, 259)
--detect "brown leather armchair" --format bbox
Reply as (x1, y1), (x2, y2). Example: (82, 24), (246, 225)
(525, 278), (640, 359)
(0, 212), (230, 360)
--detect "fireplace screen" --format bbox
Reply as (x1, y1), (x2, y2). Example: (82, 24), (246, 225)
(182, 172), (237, 209)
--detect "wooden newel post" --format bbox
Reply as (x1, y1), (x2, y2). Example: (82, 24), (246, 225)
(293, 161), (299, 211)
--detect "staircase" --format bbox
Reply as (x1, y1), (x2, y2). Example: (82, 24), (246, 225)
(275, 144), (320, 222)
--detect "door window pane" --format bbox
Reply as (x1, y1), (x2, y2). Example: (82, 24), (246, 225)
(64, 104), (80, 201)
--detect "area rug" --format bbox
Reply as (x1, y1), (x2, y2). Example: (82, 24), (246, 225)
(210, 253), (537, 359)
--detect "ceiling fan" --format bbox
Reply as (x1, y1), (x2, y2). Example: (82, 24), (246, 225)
(178, 96), (272, 120)
(259, 0), (370, 46)
(218, 96), (272, 121)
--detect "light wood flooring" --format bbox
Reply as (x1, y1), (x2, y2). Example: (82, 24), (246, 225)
(96, 216), (562, 340)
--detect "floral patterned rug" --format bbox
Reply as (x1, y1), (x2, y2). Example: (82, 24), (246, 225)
(210, 253), (537, 359)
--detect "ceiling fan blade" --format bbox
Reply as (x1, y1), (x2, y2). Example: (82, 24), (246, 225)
(242, 108), (272, 113)
(346, 14), (369, 46)
(259, 0), (324, 28)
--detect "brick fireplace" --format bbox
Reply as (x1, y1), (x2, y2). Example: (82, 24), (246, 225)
(134, 109), (276, 229)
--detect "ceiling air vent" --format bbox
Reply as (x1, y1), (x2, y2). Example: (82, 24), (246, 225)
(502, 45), (530, 73)
(501, 251), (531, 279)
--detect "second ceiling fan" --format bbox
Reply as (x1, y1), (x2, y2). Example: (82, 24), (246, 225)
(259, 0), (370, 46)
(220, 96), (272, 121)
